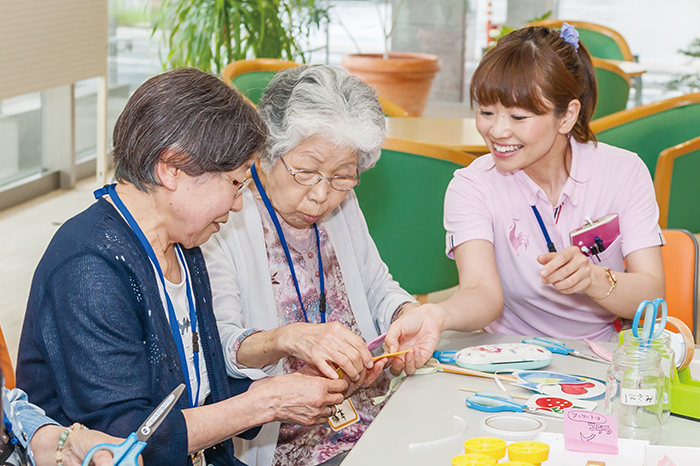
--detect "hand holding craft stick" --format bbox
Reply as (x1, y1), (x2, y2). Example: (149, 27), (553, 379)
(335, 349), (413, 378)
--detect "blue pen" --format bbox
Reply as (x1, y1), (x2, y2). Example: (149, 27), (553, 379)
(595, 236), (605, 252)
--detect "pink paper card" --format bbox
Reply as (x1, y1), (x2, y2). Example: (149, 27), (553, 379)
(563, 408), (619, 455)
(657, 456), (677, 466)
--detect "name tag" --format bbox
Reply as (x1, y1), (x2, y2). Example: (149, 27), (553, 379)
(328, 398), (360, 431)
(191, 450), (205, 466)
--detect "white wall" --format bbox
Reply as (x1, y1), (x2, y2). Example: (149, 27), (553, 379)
(0, 0), (108, 101)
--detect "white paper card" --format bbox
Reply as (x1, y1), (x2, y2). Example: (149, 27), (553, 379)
(621, 388), (657, 406)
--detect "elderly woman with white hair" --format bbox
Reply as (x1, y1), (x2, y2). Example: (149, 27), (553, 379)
(202, 65), (420, 466)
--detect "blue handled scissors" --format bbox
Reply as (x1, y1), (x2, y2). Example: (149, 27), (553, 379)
(432, 350), (457, 364)
(632, 298), (667, 341)
(81, 384), (185, 466)
(465, 392), (561, 418)
(522, 337), (608, 364)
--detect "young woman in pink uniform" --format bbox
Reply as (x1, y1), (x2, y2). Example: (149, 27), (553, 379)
(386, 24), (666, 373)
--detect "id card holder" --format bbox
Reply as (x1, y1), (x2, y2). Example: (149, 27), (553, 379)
(328, 398), (360, 431)
(570, 214), (620, 258)
(191, 450), (205, 466)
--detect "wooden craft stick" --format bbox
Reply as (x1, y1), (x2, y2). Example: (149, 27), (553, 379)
(372, 348), (413, 361)
(425, 360), (518, 381)
(459, 387), (530, 399)
(335, 349), (414, 378)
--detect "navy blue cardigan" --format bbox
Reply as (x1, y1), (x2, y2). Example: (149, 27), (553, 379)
(17, 199), (257, 466)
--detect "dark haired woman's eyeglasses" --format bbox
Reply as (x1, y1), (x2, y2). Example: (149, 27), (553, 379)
(280, 157), (360, 192)
(227, 176), (252, 199)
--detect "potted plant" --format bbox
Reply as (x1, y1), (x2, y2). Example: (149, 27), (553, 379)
(153, 0), (328, 75)
(340, 0), (441, 116)
(667, 38), (700, 93)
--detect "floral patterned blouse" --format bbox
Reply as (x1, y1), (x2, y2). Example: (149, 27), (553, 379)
(251, 198), (391, 466)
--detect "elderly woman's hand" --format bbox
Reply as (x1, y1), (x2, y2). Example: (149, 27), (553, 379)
(31, 425), (138, 466)
(251, 372), (347, 426)
(279, 322), (374, 381)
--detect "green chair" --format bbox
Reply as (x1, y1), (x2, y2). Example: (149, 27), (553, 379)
(221, 59), (299, 105)
(354, 137), (476, 302)
(654, 135), (700, 233)
(591, 57), (630, 120)
(529, 20), (635, 61)
(221, 59), (409, 116)
(591, 92), (700, 176)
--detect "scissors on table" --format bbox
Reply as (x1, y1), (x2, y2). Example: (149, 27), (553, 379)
(432, 350), (458, 364)
(632, 298), (667, 341)
(522, 337), (608, 364)
(465, 392), (561, 419)
(81, 384), (185, 466)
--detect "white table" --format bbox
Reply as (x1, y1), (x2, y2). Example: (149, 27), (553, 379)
(342, 332), (700, 466)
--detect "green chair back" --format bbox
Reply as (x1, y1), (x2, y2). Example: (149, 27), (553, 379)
(354, 148), (462, 295)
(231, 71), (277, 105)
(578, 29), (625, 60)
(592, 66), (629, 120)
(596, 103), (700, 176)
(667, 147), (700, 232)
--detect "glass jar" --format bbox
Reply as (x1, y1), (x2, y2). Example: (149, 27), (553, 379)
(620, 329), (675, 422)
(605, 346), (663, 443)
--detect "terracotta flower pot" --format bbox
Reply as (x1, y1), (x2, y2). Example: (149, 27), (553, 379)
(341, 52), (442, 116)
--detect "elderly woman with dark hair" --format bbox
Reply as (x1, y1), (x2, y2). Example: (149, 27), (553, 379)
(17, 68), (348, 466)
(202, 65), (420, 466)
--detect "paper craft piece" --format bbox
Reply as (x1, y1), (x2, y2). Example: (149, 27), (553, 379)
(454, 343), (552, 372)
(563, 408), (618, 455)
(527, 394), (597, 415)
(657, 456), (676, 466)
(536, 432), (646, 466)
(513, 370), (607, 400)
(646, 445), (700, 466)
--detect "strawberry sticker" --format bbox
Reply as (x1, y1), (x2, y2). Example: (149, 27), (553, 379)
(535, 397), (574, 412)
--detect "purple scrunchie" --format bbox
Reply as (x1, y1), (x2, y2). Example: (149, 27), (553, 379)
(560, 22), (580, 52)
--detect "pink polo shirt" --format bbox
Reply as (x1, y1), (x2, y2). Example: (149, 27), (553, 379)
(444, 141), (664, 341)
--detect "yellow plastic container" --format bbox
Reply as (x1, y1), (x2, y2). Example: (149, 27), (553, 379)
(463, 437), (507, 460)
(507, 441), (550, 466)
(451, 453), (497, 466)
(500, 462), (536, 466)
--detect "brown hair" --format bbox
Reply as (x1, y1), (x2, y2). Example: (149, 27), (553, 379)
(470, 26), (598, 143)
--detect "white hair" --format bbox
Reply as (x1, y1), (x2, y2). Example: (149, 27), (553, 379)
(257, 65), (386, 173)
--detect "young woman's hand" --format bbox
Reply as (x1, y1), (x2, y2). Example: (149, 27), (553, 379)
(537, 245), (593, 294)
(384, 304), (444, 376)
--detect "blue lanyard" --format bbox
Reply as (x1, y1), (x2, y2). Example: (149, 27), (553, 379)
(531, 205), (557, 253)
(250, 164), (326, 323)
(94, 184), (201, 407)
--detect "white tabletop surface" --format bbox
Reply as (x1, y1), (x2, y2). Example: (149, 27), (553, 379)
(342, 331), (700, 466)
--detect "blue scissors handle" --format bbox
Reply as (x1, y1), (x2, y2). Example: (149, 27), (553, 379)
(82, 432), (146, 466)
(522, 337), (572, 355)
(632, 298), (667, 340)
(465, 392), (526, 413)
(432, 350), (457, 364)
